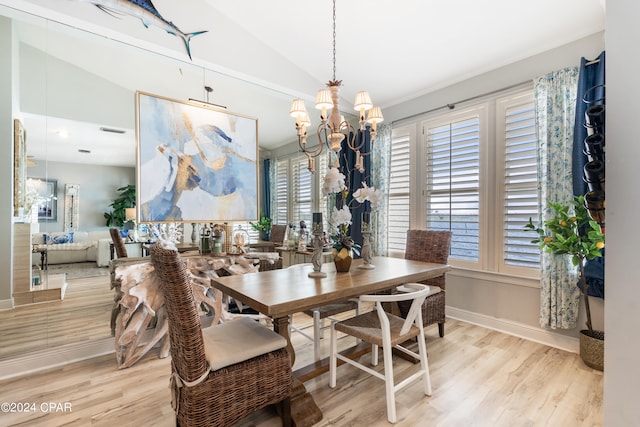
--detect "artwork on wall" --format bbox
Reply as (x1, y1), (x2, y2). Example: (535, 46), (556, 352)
(136, 91), (258, 223)
(64, 184), (80, 232)
(13, 119), (26, 217)
(27, 178), (57, 222)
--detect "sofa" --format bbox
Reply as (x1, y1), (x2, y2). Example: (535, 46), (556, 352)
(32, 230), (113, 267)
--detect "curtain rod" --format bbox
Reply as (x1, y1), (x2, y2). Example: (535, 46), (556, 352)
(392, 80), (530, 124)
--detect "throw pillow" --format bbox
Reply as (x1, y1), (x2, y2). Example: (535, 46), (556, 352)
(52, 234), (68, 244)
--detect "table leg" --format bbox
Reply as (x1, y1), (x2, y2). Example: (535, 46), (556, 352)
(273, 316), (295, 365)
(272, 316), (323, 427)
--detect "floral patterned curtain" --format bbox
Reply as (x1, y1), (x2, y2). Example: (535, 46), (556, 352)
(534, 66), (580, 329)
(370, 123), (391, 256)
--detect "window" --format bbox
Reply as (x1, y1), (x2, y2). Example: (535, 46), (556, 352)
(388, 130), (411, 253)
(292, 155), (313, 224)
(273, 158), (289, 225)
(387, 87), (539, 276)
(423, 109), (483, 268)
(272, 152), (327, 228)
(497, 90), (540, 275)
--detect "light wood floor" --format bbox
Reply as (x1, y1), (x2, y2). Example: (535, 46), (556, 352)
(0, 273), (113, 360)
(0, 290), (603, 427)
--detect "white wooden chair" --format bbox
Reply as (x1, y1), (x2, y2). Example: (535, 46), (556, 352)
(329, 283), (439, 423)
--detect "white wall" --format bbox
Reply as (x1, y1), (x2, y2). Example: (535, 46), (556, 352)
(604, 0), (640, 424)
(27, 160), (135, 232)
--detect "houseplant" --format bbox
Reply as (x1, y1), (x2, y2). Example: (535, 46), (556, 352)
(525, 195), (605, 370)
(104, 184), (136, 227)
(250, 212), (272, 241)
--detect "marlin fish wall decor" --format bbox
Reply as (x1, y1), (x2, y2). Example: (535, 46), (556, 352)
(75, 0), (207, 59)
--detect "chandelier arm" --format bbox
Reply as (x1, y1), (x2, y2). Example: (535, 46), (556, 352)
(299, 135), (324, 158)
(318, 123), (338, 154)
(344, 124), (367, 152)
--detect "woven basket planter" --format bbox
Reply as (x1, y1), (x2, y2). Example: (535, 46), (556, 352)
(579, 329), (604, 371)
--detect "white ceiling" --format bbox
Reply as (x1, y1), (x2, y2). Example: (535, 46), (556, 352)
(2, 0), (605, 167)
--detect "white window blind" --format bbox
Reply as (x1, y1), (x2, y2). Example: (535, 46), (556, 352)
(424, 115), (480, 262)
(273, 153), (326, 232)
(388, 132), (411, 252)
(274, 158), (288, 225)
(498, 91), (540, 271)
(292, 155), (313, 225)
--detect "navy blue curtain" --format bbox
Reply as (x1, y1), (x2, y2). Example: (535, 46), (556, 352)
(338, 128), (372, 256)
(572, 51), (605, 196)
(262, 158), (271, 218)
(572, 51), (605, 298)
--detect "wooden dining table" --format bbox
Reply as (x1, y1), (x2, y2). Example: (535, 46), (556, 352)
(210, 256), (450, 427)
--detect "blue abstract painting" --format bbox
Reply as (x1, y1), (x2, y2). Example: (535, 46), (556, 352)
(136, 92), (258, 222)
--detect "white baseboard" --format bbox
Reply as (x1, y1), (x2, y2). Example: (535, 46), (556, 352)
(0, 299), (13, 310)
(0, 337), (115, 380)
(446, 306), (579, 354)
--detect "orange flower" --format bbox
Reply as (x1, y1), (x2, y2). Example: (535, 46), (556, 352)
(544, 237), (552, 243)
(596, 241), (605, 249)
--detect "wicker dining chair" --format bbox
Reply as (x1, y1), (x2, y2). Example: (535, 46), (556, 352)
(269, 224), (287, 246)
(398, 229), (452, 337)
(150, 244), (292, 427)
(109, 228), (129, 258)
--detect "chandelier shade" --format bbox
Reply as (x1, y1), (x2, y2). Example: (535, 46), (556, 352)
(289, 98), (308, 118)
(354, 91), (373, 113)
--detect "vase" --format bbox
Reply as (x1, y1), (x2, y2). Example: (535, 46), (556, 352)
(579, 329), (604, 371)
(333, 248), (352, 272)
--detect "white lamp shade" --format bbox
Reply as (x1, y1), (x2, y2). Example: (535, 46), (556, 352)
(289, 99), (308, 118)
(353, 91), (373, 111)
(366, 106), (384, 124)
(315, 89), (333, 110)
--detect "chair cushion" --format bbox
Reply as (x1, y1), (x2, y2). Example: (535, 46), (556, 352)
(202, 317), (287, 371)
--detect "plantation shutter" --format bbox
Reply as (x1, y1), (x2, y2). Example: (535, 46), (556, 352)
(499, 92), (540, 270)
(292, 154), (312, 224)
(425, 116), (480, 261)
(388, 132), (411, 252)
(274, 158), (288, 225)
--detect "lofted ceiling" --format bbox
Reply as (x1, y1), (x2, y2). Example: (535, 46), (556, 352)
(1, 0), (605, 167)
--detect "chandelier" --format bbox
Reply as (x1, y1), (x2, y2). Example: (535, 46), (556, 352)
(289, 0), (383, 174)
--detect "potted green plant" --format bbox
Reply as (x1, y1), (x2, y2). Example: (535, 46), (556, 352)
(104, 184), (136, 227)
(525, 195), (605, 370)
(250, 212), (273, 241)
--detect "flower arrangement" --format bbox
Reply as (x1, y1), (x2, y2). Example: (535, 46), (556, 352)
(323, 168), (382, 258)
(525, 195), (605, 333)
